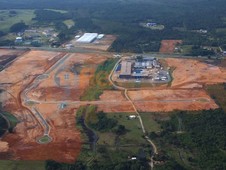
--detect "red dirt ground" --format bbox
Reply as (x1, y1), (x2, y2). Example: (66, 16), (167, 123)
(27, 53), (108, 101)
(1, 48), (226, 162)
(160, 40), (182, 53)
(0, 50), (82, 163)
(166, 58), (226, 88)
(128, 89), (218, 112)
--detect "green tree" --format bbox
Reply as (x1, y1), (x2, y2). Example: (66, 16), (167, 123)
(10, 22), (28, 32)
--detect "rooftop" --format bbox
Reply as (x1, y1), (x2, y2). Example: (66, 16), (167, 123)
(76, 33), (98, 43)
(120, 61), (132, 76)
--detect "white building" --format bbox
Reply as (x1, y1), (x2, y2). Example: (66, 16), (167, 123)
(97, 34), (105, 39)
(76, 33), (98, 43)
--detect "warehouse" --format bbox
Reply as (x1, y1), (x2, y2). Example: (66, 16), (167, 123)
(119, 61), (132, 79)
(76, 33), (98, 43)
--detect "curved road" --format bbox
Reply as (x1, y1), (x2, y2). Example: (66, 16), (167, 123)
(20, 53), (71, 143)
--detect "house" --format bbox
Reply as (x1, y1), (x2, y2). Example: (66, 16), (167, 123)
(223, 51), (226, 56)
(129, 115), (136, 119)
(15, 37), (23, 43)
(146, 22), (157, 27)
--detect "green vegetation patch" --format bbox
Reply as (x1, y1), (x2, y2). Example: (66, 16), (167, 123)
(0, 10), (35, 32)
(1, 111), (18, 128)
(154, 109), (226, 170)
(80, 58), (118, 101)
(0, 110), (18, 136)
(75, 107), (151, 169)
(206, 83), (226, 112)
(139, 112), (161, 133)
(0, 160), (45, 170)
(37, 135), (52, 144)
(63, 19), (75, 29)
(45, 9), (68, 14)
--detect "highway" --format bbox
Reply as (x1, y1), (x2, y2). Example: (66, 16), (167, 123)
(0, 46), (222, 59)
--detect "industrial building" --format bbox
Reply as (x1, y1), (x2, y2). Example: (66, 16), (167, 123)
(118, 56), (169, 81)
(76, 33), (105, 43)
(97, 34), (105, 39)
(76, 33), (98, 43)
(119, 61), (132, 78)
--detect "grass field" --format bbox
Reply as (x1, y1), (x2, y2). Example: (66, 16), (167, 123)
(0, 160), (45, 170)
(97, 113), (147, 145)
(216, 28), (226, 34)
(206, 83), (226, 112)
(38, 135), (52, 144)
(139, 113), (161, 133)
(0, 10), (35, 32)
(45, 9), (68, 14)
(96, 111), (149, 163)
(63, 19), (75, 28)
(76, 109), (150, 166)
(181, 45), (193, 55)
(80, 59), (118, 101)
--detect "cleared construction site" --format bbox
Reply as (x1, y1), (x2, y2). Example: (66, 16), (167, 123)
(0, 48), (226, 163)
(113, 55), (171, 84)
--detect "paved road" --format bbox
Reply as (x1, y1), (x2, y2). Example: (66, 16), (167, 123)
(26, 97), (210, 105)
(32, 108), (50, 135)
(1, 46), (222, 59)
(20, 53), (71, 142)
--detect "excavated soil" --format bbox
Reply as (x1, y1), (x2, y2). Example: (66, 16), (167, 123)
(128, 89), (218, 112)
(0, 50), (82, 163)
(1, 49), (225, 162)
(166, 58), (226, 87)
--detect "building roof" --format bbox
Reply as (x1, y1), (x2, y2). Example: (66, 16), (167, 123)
(16, 37), (22, 40)
(97, 34), (104, 39)
(76, 33), (98, 43)
(120, 61), (132, 76)
(134, 61), (152, 68)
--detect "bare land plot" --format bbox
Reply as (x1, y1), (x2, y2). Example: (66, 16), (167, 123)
(160, 40), (182, 53)
(166, 58), (226, 88)
(28, 53), (108, 101)
(0, 50), (82, 163)
(128, 89), (218, 112)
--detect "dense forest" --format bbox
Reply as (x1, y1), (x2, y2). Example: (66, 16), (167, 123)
(154, 109), (226, 170)
(1, 0), (226, 52)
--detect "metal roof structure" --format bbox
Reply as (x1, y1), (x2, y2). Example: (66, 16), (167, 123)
(76, 33), (98, 43)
